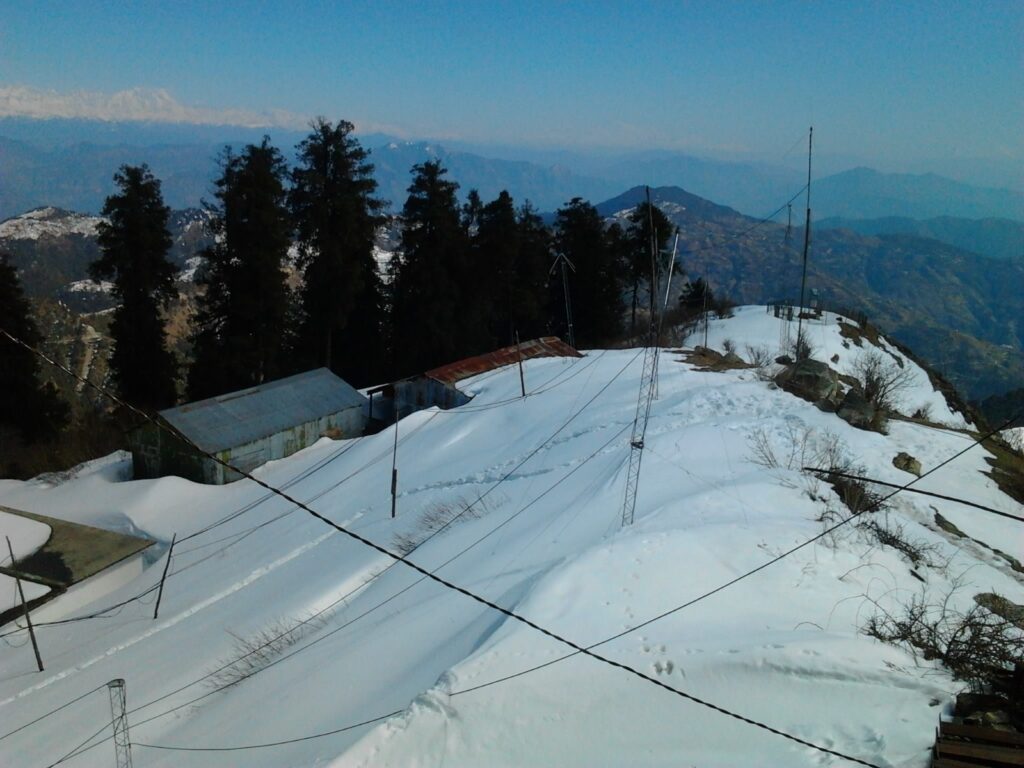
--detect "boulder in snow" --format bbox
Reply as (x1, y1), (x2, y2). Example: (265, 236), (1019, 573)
(892, 451), (922, 476)
(774, 359), (840, 406)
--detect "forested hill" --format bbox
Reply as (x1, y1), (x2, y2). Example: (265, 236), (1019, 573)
(4, 183), (1022, 402)
(600, 186), (1024, 400)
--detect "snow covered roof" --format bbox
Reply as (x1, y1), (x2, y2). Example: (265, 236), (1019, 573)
(158, 368), (367, 453)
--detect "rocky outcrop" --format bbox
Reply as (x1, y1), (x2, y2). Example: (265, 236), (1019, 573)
(837, 389), (876, 429)
(774, 359), (840, 406)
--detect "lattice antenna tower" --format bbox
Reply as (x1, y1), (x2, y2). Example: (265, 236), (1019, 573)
(107, 678), (133, 768)
(622, 187), (661, 527)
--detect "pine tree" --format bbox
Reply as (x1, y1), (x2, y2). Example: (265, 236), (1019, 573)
(290, 119), (386, 385)
(626, 201), (673, 335)
(679, 277), (712, 316)
(552, 198), (624, 347)
(390, 160), (471, 376)
(91, 165), (178, 411)
(0, 255), (68, 442)
(189, 140), (293, 399)
(514, 202), (555, 341)
(472, 190), (520, 347)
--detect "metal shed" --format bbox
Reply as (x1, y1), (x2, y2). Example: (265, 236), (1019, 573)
(130, 368), (368, 484)
(367, 337), (581, 422)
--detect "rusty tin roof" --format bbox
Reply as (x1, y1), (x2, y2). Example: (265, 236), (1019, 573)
(424, 337), (581, 385)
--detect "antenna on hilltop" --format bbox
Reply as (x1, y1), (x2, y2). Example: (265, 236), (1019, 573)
(550, 251), (577, 349)
(795, 126), (813, 357)
(621, 186), (662, 527)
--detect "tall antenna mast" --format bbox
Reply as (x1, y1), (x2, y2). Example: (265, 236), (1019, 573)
(621, 187), (661, 527)
(550, 252), (577, 349)
(795, 126), (813, 357)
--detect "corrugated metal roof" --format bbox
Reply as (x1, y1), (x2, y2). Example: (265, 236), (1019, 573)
(158, 368), (367, 453)
(425, 337), (581, 385)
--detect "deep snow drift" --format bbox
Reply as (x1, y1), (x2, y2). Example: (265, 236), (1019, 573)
(1, 307), (1021, 768)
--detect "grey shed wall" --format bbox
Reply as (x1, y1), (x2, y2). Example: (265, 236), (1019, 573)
(130, 368), (368, 484)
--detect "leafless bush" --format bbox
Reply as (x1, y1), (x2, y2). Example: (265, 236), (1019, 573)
(722, 338), (736, 355)
(207, 612), (330, 690)
(748, 423), (856, 503)
(792, 331), (815, 363)
(911, 403), (933, 422)
(391, 494), (494, 556)
(713, 295), (736, 319)
(858, 518), (937, 566)
(851, 349), (916, 413)
(864, 585), (1024, 696)
(744, 344), (773, 368)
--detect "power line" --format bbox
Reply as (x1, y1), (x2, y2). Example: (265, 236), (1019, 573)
(804, 466), (1024, 523)
(126, 420), (634, 729)
(5, 348), (634, 751)
(4, 330), (879, 766)
(0, 683), (107, 742)
(440, 412), (1022, 699)
(120, 353), (643, 723)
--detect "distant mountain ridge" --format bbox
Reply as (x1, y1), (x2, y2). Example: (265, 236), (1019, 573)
(813, 167), (1024, 222)
(816, 214), (1024, 262)
(600, 186), (1024, 400)
(2, 117), (1022, 222)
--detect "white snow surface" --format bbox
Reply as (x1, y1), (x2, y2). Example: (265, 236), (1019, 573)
(695, 306), (972, 429)
(0, 307), (1020, 768)
(65, 279), (114, 294)
(0, 510), (51, 614)
(0, 207), (103, 241)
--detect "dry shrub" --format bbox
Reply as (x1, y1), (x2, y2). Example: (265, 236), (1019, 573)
(391, 494), (496, 556)
(207, 612), (330, 690)
(864, 584), (1024, 701)
(851, 349), (916, 413)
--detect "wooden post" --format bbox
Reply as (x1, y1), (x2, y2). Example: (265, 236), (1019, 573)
(5, 536), (43, 672)
(152, 533), (176, 620)
(390, 411), (399, 519)
(515, 331), (526, 398)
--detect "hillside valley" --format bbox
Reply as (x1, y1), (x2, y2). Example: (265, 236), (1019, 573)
(3, 182), (1023, 405)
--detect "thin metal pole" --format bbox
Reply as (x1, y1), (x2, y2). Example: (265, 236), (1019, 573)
(6, 536), (43, 672)
(390, 411), (399, 518)
(5, 536), (43, 671)
(515, 330), (526, 397)
(560, 258), (575, 349)
(796, 126), (813, 356)
(662, 231), (679, 312)
(152, 533), (176, 620)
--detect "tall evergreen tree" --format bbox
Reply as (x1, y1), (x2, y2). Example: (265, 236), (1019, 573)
(514, 202), (555, 340)
(91, 165), (178, 411)
(289, 118), (386, 385)
(552, 198), (624, 347)
(0, 255), (68, 442)
(189, 139), (293, 399)
(625, 201), (673, 335)
(468, 193), (554, 347)
(472, 190), (520, 347)
(391, 160), (471, 376)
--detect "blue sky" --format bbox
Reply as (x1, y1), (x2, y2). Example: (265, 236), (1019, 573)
(1, 1), (1021, 174)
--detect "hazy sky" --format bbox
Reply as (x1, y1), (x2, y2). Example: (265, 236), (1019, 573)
(1, 1), (1021, 174)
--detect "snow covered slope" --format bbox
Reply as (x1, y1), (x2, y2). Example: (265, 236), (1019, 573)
(0, 308), (1020, 768)
(0, 207), (102, 241)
